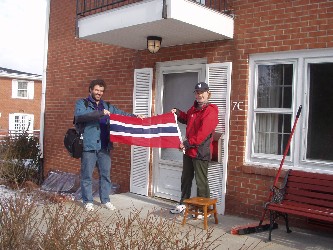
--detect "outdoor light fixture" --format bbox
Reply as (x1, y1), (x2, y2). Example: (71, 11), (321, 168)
(147, 36), (162, 53)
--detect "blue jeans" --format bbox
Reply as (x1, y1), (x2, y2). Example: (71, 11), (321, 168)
(81, 149), (111, 204)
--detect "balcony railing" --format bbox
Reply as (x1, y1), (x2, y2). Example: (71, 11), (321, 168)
(76, 0), (231, 17)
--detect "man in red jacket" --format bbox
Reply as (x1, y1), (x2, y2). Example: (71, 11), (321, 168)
(170, 82), (219, 214)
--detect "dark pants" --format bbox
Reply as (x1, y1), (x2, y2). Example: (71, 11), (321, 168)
(180, 154), (210, 204)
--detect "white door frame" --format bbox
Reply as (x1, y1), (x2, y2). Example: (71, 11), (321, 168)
(153, 59), (207, 200)
(151, 59), (232, 215)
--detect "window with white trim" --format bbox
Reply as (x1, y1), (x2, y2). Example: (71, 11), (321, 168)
(247, 49), (333, 173)
(9, 113), (34, 133)
(18, 81), (28, 97)
(12, 80), (34, 99)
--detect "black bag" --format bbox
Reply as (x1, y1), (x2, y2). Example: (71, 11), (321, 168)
(64, 128), (83, 159)
(64, 99), (89, 158)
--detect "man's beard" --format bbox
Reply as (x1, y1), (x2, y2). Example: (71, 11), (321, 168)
(91, 93), (101, 101)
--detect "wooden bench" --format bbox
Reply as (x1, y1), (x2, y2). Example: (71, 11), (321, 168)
(265, 169), (333, 241)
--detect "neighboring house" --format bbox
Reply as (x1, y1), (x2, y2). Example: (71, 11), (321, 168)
(0, 67), (42, 137)
(43, 0), (333, 230)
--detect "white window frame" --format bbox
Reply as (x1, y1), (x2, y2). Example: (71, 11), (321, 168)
(12, 79), (34, 99)
(9, 113), (34, 133)
(247, 48), (333, 174)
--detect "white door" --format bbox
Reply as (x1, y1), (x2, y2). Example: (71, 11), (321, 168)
(153, 61), (232, 214)
(153, 62), (206, 201)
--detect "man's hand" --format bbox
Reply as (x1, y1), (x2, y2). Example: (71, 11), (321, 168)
(136, 114), (146, 119)
(104, 109), (111, 115)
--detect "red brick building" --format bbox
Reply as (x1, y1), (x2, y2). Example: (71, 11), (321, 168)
(43, 0), (333, 229)
(0, 67), (42, 137)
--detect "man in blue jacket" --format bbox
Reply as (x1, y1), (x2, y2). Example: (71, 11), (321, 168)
(75, 79), (143, 211)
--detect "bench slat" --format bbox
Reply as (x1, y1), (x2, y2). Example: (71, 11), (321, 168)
(282, 200), (333, 214)
(286, 187), (333, 202)
(267, 203), (333, 222)
(268, 202), (333, 217)
(289, 170), (333, 182)
(288, 176), (333, 189)
(287, 181), (333, 194)
(284, 193), (333, 209)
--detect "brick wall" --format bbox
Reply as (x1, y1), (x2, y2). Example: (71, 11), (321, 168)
(0, 77), (42, 131)
(226, 0), (333, 222)
(46, 0), (332, 229)
(44, 0), (138, 190)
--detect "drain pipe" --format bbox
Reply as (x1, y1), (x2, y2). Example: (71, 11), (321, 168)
(162, 0), (167, 19)
(39, 0), (51, 183)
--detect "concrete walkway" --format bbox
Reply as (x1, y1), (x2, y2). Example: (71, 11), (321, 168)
(87, 192), (333, 250)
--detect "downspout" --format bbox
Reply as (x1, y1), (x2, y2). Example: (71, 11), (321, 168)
(162, 0), (167, 19)
(39, 0), (51, 183)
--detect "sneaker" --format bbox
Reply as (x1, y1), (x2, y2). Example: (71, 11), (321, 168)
(193, 213), (212, 219)
(103, 202), (116, 211)
(170, 204), (186, 214)
(84, 203), (94, 211)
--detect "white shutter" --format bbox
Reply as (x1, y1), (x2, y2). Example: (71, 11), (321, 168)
(206, 62), (232, 214)
(27, 81), (34, 99)
(12, 80), (18, 98)
(130, 68), (153, 196)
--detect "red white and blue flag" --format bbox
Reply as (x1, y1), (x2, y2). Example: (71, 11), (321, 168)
(109, 113), (182, 148)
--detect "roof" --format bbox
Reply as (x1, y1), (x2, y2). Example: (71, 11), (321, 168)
(0, 67), (42, 81)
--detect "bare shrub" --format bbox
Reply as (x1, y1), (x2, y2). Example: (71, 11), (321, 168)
(39, 203), (103, 250)
(0, 193), (42, 250)
(0, 193), (223, 250)
(100, 208), (222, 249)
(0, 132), (41, 187)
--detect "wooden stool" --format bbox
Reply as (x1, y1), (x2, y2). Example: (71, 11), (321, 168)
(182, 197), (218, 230)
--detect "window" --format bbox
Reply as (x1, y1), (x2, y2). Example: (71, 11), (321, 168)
(9, 113), (34, 133)
(17, 81), (28, 97)
(247, 49), (333, 173)
(306, 63), (333, 162)
(12, 80), (34, 99)
(255, 64), (293, 155)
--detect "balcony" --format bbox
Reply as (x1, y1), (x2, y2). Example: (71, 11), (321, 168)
(76, 0), (234, 51)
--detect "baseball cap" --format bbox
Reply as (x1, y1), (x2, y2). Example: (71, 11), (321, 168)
(194, 82), (209, 91)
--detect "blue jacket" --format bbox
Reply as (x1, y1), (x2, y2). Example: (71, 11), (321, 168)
(74, 97), (134, 151)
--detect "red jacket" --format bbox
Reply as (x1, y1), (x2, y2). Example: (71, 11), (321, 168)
(177, 101), (219, 160)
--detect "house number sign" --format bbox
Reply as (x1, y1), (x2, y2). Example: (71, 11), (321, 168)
(232, 101), (244, 111)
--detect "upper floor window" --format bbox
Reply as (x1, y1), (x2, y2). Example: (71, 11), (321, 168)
(12, 80), (34, 99)
(18, 81), (28, 97)
(247, 49), (333, 173)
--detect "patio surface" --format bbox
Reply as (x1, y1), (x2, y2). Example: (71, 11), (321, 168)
(82, 192), (333, 250)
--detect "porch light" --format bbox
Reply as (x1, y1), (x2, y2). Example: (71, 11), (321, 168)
(147, 36), (162, 53)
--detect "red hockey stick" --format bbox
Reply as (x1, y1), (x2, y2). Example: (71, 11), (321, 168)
(231, 105), (302, 235)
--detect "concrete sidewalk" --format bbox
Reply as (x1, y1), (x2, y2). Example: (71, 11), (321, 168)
(88, 192), (333, 250)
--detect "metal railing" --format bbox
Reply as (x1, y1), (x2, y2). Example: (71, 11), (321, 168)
(76, 0), (231, 17)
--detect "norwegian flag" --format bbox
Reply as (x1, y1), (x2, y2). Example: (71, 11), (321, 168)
(109, 113), (182, 148)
